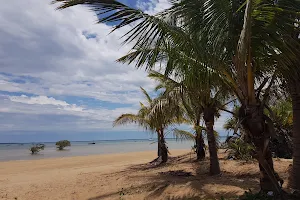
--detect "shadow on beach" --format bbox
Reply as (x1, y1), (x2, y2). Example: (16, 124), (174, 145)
(87, 151), (266, 200)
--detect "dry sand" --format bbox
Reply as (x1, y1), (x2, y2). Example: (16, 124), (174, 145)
(0, 149), (292, 200)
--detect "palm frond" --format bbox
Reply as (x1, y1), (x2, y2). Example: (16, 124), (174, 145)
(113, 113), (149, 128)
(140, 87), (152, 104)
(173, 128), (195, 141)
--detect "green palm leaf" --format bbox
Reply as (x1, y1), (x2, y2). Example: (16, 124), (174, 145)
(140, 87), (152, 104)
(173, 129), (195, 141)
(113, 113), (150, 129)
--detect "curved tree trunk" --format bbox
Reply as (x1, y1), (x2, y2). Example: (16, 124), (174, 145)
(290, 81), (300, 191)
(255, 135), (281, 192)
(159, 129), (168, 163)
(195, 122), (206, 160)
(240, 105), (282, 193)
(203, 108), (220, 175)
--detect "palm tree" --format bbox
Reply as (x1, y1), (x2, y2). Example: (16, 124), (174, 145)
(114, 87), (182, 162)
(53, 0), (300, 192)
(149, 71), (206, 160)
(149, 70), (232, 175)
(113, 87), (160, 156)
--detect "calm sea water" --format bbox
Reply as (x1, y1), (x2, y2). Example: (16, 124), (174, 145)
(0, 138), (226, 161)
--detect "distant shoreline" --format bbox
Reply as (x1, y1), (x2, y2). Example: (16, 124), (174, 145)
(0, 139), (153, 144)
(0, 138), (172, 144)
(0, 136), (228, 144)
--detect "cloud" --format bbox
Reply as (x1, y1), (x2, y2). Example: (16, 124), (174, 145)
(0, 94), (140, 132)
(0, 0), (168, 139)
(0, 0), (156, 104)
(0, 0), (230, 141)
(9, 95), (70, 106)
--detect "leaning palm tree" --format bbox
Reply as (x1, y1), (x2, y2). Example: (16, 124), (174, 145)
(113, 87), (182, 162)
(53, 0), (300, 192)
(148, 71), (206, 160)
(113, 87), (161, 158)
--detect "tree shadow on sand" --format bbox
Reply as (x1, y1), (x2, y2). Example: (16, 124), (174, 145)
(87, 153), (261, 200)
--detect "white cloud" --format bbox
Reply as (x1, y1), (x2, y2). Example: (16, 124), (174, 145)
(9, 95), (70, 106)
(0, 94), (140, 132)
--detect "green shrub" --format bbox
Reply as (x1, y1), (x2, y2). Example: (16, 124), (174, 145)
(30, 144), (45, 154)
(227, 138), (255, 161)
(56, 140), (71, 150)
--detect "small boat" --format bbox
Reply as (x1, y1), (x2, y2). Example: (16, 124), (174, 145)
(88, 142), (96, 145)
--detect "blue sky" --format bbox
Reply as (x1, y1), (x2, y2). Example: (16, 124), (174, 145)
(0, 0), (230, 143)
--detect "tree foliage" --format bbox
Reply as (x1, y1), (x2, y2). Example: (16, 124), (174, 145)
(226, 138), (255, 161)
(113, 87), (184, 162)
(29, 144), (45, 154)
(56, 140), (71, 150)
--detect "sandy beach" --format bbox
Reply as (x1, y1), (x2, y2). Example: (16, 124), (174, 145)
(0, 149), (292, 200)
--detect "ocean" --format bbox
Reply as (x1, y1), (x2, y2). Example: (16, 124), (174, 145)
(0, 137), (227, 161)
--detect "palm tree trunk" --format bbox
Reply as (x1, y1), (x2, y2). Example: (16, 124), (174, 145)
(240, 105), (282, 192)
(157, 131), (161, 157)
(204, 108), (220, 175)
(255, 136), (281, 191)
(290, 81), (300, 191)
(159, 129), (168, 163)
(195, 122), (205, 160)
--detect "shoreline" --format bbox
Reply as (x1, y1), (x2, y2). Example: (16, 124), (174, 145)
(0, 149), (190, 163)
(0, 140), (194, 162)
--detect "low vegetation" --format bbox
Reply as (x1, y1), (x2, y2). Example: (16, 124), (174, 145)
(29, 144), (45, 154)
(56, 140), (71, 150)
(226, 138), (255, 161)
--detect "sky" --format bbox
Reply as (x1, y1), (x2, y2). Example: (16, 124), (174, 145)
(0, 0), (231, 143)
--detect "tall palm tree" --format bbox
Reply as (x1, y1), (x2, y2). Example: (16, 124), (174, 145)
(201, 90), (229, 175)
(53, 0), (300, 192)
(149, 70), (232, 175)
